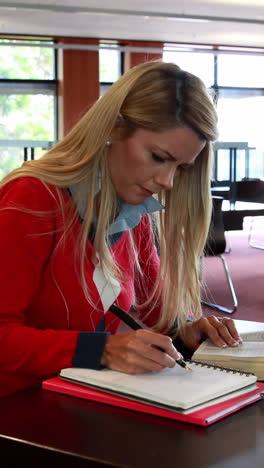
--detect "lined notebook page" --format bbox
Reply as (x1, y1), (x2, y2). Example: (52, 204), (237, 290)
(60, 362), (256, 410)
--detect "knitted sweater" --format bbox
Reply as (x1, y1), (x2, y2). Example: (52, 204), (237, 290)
(0, 177), (161, 396)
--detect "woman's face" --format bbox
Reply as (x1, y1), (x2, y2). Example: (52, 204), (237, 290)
(107, 126), (206, 205)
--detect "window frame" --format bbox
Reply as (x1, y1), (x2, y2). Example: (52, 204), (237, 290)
(0, 38), (58, 147)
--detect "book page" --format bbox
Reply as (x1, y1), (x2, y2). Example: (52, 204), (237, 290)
(240, 331), (264, 342)
(235, 319), (264, 337)
(193, 340), (264, 360)
(60, 362), (256, 410)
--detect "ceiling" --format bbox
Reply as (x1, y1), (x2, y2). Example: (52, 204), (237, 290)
(0, 0), (264, 49)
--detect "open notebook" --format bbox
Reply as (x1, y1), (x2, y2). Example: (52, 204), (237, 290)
(59, 361), (257, 412)
(42, 376), (263, 426)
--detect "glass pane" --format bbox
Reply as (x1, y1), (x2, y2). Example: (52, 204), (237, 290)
(100, 83), (112, 96)
(163, 51), (214, 87)
(216, 90), (264, 180)
(0, 40), (54, 80)
(217, 90), (264, 149)
(0, 94), (55, 140)
(248, 150), (264, 179)
(218, 54), (264, 87)
(236, 150), (246, 180)
(216, 150), (230, 181)
(0, 146), (48, 179)
(214, 149), (252, 181)
(99, 48), (121, 83)
(0, 148), (24, 179)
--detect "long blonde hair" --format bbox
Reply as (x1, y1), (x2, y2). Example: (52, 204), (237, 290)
(1, 60), (218, 332)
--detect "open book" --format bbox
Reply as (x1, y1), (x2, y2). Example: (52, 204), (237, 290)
(192, 320), (264, 380)
(59, 360), (257, 413)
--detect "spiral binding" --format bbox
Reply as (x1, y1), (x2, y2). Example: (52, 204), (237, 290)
(189, 359), (256, 377)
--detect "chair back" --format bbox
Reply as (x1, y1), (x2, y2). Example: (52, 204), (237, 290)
(204, 196), (226, 256)
(235, 178), (264, 202)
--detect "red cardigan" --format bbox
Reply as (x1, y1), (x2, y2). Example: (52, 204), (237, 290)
(0, 177), (160, 396)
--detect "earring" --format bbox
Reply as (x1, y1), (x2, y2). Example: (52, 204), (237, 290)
(106, 140), (112, 147)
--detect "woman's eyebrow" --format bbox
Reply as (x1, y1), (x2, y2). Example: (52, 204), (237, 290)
(156, 146), (177, 161)
(156, 147), (196, 166)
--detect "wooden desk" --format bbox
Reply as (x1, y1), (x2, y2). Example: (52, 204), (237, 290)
(0, 385), (264, 467)
(211, 186), (230, 199)
(222, 200), (264, 230)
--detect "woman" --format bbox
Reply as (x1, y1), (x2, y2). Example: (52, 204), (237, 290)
(0, 60), (241, 397)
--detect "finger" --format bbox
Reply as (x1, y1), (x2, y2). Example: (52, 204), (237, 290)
(127, 333), (177, 369)
(102, 333), (176, 374)
(114, 340), (173, 374)
(103, 336), (166, 374)
(206, 316), (240, 347)
(137, 330), (181, 360)
(218, 317), (243, 343)
(193, 317), (226, 347)
(110, 356), (166, 375)
(207, 316), (241, 345)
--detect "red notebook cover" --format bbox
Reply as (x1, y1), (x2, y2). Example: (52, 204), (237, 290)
(42, 377), (264, 426)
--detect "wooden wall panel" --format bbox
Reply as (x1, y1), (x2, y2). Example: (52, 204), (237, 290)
(55, 38), (163, 138)
(123, 41), (163, 73)
(56, 37), (99, 138)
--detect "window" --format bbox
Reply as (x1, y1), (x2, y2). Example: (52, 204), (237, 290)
(163, 48), (214, 87)
(216, 61), (264, 181)
(217, 54), (264, 88)
(217, 89), (264, 145)
(163, 45), (264, 182)
(0, 39), (57, 179)
(99, 44), (122, 95)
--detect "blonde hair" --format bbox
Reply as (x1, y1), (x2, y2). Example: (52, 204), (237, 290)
(1, 60), (218, 333)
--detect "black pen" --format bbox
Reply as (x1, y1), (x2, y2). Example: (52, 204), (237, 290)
(109, 303), (192, 371)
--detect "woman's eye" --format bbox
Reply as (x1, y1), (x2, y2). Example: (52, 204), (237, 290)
(152, 153), (166, 163)
(178, 164), (189, 171)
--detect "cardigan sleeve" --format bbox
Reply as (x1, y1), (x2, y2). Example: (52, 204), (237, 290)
(0, 178), (107, 386)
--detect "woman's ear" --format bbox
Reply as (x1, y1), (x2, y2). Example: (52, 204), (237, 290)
(111, 114), (127, 141)
(116, 113), (124, 126)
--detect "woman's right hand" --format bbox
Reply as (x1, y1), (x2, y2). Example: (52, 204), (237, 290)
(101, 330), (181, 374)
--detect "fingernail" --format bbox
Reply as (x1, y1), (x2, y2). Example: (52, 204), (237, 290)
(231, 340), (239, 346)
(174, 351), (183, 360)
(221, 343), (227, 348)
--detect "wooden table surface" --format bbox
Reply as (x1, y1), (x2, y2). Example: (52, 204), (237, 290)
(0, 384), (264, 468)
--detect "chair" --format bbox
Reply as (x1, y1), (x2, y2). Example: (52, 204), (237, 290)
(201, 196), (238, 314)
(236, 179), (264, 250)
(235, 178), (264, 203)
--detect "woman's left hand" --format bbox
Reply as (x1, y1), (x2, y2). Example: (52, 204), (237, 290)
(179, 315), (242, 351)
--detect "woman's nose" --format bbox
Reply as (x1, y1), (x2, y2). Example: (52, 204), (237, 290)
(154, 167), (177, 190)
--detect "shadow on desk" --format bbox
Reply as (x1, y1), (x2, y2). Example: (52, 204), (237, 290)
(0, 385), (264, 468)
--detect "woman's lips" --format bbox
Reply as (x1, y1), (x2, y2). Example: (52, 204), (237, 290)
(140, 186), (154, 197)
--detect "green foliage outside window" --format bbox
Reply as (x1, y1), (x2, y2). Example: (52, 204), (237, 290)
(0, 39), (54, 80)
(0, 40), (55, 178)
(99, 47), (121, 83)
